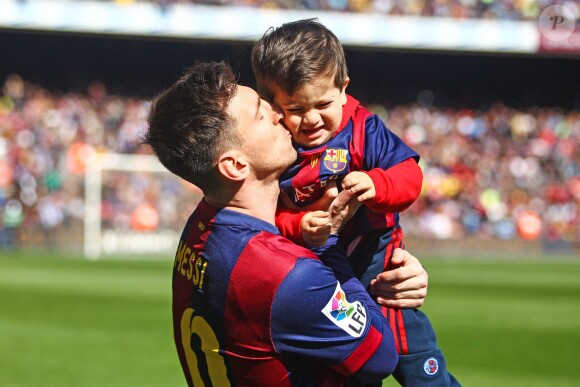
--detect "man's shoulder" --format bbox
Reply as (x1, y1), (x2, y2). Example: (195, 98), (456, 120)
(235, 231), (327, 290)
(250, 231), (318, 262)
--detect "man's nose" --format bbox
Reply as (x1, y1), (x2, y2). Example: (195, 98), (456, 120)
(268, 101), (284, 123)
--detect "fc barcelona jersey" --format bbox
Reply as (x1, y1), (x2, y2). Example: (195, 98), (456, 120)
(172, 199), (397, 386)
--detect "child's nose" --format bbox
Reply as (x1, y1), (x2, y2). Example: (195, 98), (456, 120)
(303, 110), (320, 125)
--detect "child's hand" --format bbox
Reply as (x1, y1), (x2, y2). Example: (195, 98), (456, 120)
(342, 171), (376, 202)
(300, 211), (331, 247)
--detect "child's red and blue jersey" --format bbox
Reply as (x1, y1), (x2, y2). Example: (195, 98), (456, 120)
(278, 95), (422, 248)
(172, 199), (398, 386)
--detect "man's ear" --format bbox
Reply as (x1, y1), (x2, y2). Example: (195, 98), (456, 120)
(217, 151), (250, 181)
(341, 77), (350, 105)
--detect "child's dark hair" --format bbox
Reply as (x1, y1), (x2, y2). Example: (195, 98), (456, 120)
(251, 18), (348, 101)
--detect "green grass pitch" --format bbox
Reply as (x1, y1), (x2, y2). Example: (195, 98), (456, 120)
(1, 251), (578, 386)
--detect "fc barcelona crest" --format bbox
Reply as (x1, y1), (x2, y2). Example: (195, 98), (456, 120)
(323, 148), (348, 173)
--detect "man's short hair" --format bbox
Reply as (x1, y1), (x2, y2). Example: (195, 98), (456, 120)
(251, 18), (348, 102)
(144, 61), (239, 191)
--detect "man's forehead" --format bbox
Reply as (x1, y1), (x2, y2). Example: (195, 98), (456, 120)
(228, 85), (261, 123)
(273, 77), (336, 105)
(237, 85), (256, 96)
(230, 86), (257, 108)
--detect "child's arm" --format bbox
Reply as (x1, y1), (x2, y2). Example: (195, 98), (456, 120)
(275, 207), (307, 244)
(343, 158), (422, 213)
(276, 208), (333, 247)
(276, 181), (339, 246)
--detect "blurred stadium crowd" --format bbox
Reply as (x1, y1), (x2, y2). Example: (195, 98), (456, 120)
(139, 0), (580, 20)
(0, 74), (577, 249)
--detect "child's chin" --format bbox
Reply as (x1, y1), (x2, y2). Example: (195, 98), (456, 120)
(299, 132), (327, 147)
(299, 139), (323, 148)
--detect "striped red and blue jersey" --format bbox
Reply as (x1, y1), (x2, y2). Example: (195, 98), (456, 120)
(172, 199), (398, 386)
(278, 95), (421, 247)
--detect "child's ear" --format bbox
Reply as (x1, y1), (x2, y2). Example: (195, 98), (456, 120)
(341, 77), (350, 105)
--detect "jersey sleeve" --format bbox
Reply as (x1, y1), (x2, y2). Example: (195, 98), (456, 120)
(365, 157), (423, 213)
(362, 115), (419, 170)
(275, 207), (307, 245)
(270, 236), (398, 382)
(359, 115), (422, 213)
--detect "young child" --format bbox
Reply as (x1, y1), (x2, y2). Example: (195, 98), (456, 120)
(251, 19), (460, 386)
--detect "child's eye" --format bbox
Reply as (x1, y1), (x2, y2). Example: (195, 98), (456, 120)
(317, 102), (332, 109)
(286, 107), (303, 114)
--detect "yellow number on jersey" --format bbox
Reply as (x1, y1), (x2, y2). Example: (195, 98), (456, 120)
(180, 308), (230, 386)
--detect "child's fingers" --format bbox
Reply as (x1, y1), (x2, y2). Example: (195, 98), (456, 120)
(355, 187), (376, 202)
(348, 182), (365, 194)
(341, 171), (366, 189)
(307, 211), (329, 223)
(307, 216), (330, 228)
(310, 223), (331, 235)
(302, 223), (331, 247)
(343, 182), (374, 202)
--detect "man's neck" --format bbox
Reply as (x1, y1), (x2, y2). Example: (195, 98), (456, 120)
(207, 178), (280, 226)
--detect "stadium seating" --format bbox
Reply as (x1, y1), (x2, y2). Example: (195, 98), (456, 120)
(1, 74), (577, 248)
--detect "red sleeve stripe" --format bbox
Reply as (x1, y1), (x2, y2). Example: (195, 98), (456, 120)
(334, 325), (383, 375)
(392, 230), (409, 355)
(385, 306), (400, 353)
(397, 309), (409, 355)
(380, 230), (410, 355)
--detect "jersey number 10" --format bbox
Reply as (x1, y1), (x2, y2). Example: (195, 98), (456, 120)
(180, 308), (230, 386)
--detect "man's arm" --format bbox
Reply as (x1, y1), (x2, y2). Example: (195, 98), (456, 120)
(271, 236), (398, 382)
(270, 192), (397, 382)
(329, 190), (429, 309)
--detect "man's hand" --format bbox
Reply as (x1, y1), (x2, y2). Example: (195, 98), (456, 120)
(342, 171), (376, 202)
(300, 211), (331, 247)
(369, 248), (428, 309)
(328, 189), (362, 234)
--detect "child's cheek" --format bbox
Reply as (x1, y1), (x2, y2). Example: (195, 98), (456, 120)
(283, 116), (299, 134)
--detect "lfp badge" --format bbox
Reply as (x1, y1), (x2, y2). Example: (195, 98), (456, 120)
(321, 282), (367, 337)
(323, 148), (348, 173)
